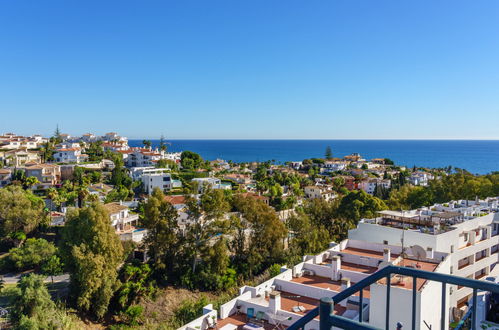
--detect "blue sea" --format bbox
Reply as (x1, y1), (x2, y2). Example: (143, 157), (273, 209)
(128, 140), (499, 174)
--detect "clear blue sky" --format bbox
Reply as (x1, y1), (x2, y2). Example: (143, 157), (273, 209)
(1, 1), (498, 139)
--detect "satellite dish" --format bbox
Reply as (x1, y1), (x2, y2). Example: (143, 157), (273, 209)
(411, 245), (427, 260)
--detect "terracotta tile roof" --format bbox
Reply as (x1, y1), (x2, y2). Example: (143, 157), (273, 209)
(164, 195), (186, 205)
(239, 192), (269, 201)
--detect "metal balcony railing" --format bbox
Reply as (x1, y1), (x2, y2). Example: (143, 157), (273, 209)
(287, 265), (499, 330)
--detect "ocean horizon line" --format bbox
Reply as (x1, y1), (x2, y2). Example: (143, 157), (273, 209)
(128, 138), (499, 141)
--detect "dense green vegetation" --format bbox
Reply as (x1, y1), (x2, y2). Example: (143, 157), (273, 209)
(1, 144), (498, 329)
(60, 203), (124, 319)
(387, 171), (499, 210)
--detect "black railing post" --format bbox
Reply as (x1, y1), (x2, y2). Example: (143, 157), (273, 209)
(386, 274), (391, 330)
(472, 288), (477, 330)
(359, 288), (364, 323)
(412, 276), (417, 330)
(320, 297), (334, 330)
(441, 282), (446, 330)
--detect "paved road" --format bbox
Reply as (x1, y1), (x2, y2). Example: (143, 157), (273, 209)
(1, 272), (69, 284)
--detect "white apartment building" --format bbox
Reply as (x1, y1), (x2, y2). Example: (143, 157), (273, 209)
(53, 147), (88, 163)
(321, 161), (347, 173)
(142, 171), (173, 194)
(0, 133), (47, 150)
(1, 149), (41, 167)
(123, 148), (165, 167)
(81, 133), (97, 143)
(128, 167), (174, 194)
(408, 172), (435, 186)
(349, 198), (499, 318)
(180, 238), (451, 330)
(179, 197), (499, 330)
(358, 178), (391, 195)
(129, 166), (169, 181)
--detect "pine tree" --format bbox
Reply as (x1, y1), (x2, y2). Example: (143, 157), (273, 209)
(54, 124), (61, 138)
(325, 146), (333, 160)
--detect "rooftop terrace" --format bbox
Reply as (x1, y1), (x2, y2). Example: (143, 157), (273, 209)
(292, 275), (371, 299)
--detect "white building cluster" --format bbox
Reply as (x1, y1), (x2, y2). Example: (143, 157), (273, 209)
(180, 197), (499, 330)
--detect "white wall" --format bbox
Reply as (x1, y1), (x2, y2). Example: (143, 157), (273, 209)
(274, 278), (338, 299)
(303, 262), (332, 278)
(338, 270), (370, 283)
(219, 291), (252, 319)
(369, 284), (421, 329)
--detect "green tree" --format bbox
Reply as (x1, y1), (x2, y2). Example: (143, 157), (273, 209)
(41, 255), (64, 283)
(180, 151), (203, 170)
(384, 158), (395, 165)
(86, 141), (104, 162)
(336, 190), (387, 223)
(325, 146), (333, 160)
(286, 210), (331, 257)
(23, 176), (40, 189)
(60, 203), (124, 319)
(183, 189), (230, 277)
(142, 140), (152, 149)
(40, 141), (55, 162)
(0, 185), (47, 238)
(233, 195), (287, 277)
(141, 188), (181, 282)
(8, 238), (56, 271)
(159, 135), (168, 152)
(9, 274), (75, 328)
(122, 305), (144, 326)
(156, 159), (178, 171)
(53, 124), (62, 144)
(116, 260), (154, 311)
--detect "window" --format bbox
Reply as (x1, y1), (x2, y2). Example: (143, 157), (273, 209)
(451, 245), (454, 253)
(383, 240), (388, 245)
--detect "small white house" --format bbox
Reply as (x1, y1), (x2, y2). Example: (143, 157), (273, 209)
(304, 185), (337, 201)
(142, 171), (173, 194)
(53, 147), (88, 164)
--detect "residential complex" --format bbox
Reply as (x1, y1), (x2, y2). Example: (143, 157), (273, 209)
(181, 198), (499, 330)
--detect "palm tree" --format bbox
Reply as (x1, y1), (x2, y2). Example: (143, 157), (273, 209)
(24, 176), (40, 189)
(77, 186), (89, 208)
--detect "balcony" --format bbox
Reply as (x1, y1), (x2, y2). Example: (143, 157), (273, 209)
(475, 254), (487, 262)
(458, 260), (471, 270)
(287, 265), (499, 330)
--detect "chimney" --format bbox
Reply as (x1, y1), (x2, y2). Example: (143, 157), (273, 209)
(331, 255), (341, 281)
(426, 247), (434, 259)
(383, 248), (391, 262)
(269, 291), (281, 314)
(340, 278), (351, 307)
